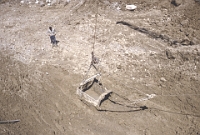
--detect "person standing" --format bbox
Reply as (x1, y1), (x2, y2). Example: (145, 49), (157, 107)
(48, 27), (57, 47)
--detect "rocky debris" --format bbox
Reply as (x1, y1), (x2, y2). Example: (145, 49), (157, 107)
(0, 0), (8, 4)
(165, 46), (200, 63)
(180, 39), (195, 46)
(194, 0), (200, 2)
(171, 39), (195, 46)
(166, 49), (175, 59)
(171, 0), (183, 6)
(125, 4), (137, 11)
(0, 0), (200, 135)
(180, 19), (189, 27)
(160, 77), (167, 82)
(116, 63), (122, 69)
(50, 0), (57, 6)
(13, 0), (72, 6)
(39, 1), (45, 7)
(64, 0), (70, 6)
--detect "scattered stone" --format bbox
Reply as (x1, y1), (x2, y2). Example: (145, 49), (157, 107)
(0, 0), (7, 4)
(181, 39), (194, 46)
(40, 1), (45, 7)
(64, 0), (70, 7)
(166, 49), (175, 59)
(91, 14), (95, 18)
(180, 19), (188, 26)
(46, 0), (51, 6)
(160, 77), (167, 82)
(117, 64), (122, 69)
(51, 0), (57, 6)
(126, 4), (137, 11)
(125, 51), (129, 55)
(180, 27), (184, 32)
(171, 0), (182, 6)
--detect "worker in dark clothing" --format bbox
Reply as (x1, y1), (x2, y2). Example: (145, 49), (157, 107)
(48, 27), (57, 47)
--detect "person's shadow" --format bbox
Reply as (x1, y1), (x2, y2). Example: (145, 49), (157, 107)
(53, 40), (59, 47)
(56, 40), (59, 45)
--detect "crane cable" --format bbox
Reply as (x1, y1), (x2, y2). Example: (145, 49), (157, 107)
(83, 0), (99, 80)
(92, 0), (99, 54)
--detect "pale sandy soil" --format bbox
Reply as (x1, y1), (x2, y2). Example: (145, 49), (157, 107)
(0, 0), (200, 135)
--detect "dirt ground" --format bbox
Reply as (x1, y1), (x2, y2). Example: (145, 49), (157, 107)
(0, 0), (200, 135)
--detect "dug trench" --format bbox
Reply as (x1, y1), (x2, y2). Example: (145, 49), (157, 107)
(0, 0), (200, 135)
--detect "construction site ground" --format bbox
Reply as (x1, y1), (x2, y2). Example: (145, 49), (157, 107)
(0, 0), (200, 135)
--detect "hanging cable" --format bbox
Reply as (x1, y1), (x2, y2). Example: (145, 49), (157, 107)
(92, 0), (99, 54)
(82, 1), (100, 81)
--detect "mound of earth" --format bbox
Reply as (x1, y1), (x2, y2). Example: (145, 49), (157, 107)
(0, 0), (200, 135)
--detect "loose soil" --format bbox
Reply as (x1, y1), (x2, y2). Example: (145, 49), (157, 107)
(0, 0), (200, 135)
